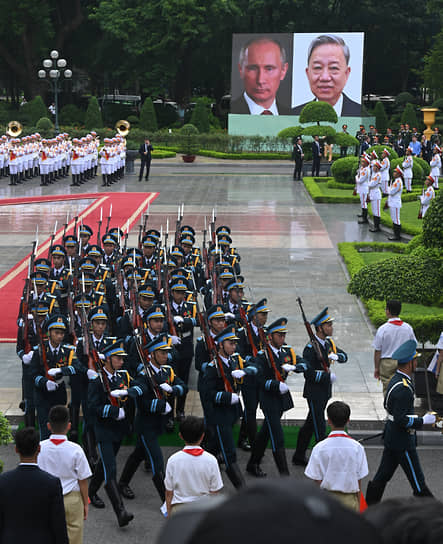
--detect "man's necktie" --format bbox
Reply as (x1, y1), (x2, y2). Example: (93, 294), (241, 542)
(261, 110), (273, 115)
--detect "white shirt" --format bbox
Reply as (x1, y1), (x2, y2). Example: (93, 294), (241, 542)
(38, 435), (92, 494)
(164, 447), (223, 504)
(305, 431), (368, 493)
(373, 318), (417, 358)
(243, 92), (278, 115)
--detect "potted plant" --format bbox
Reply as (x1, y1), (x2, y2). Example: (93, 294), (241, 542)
(180, 123), (199, 162)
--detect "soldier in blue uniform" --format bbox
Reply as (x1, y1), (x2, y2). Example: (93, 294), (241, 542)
(87, 340), (134, 527)
(28, 314), (78, 439)
(247, 318), (304, 477)
(200, 326), (256, 488)
(366, 340), (436, 504)
(293, 308), (348, 466)
(115, 334), (187, 503)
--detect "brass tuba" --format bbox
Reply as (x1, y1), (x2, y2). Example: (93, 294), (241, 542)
(7, 121), (23, 137)
(115, 120), (130, 137)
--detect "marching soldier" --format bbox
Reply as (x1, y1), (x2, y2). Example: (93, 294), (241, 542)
(356, 154), (370, 225)
(366, 340), (435, 504)
(293, 308), (347, 466)
(387, 166), (404, 240)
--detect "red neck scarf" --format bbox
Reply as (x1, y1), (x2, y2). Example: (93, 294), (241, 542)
(389, 319), (404, 326)
(50, 438), (66, 445)
(183, 447), (204, 456)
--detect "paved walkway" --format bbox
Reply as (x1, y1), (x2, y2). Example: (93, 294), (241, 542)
(0, 158), (389, 426)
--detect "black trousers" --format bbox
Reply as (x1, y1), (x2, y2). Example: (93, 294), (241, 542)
(311, 156), (320, 176)
(295, 398), (327, 458)
(293, 160), (303, 180)
(253, 409), (285, 457)
(139, 159), (151, 180)
(373, 447), (426, 494)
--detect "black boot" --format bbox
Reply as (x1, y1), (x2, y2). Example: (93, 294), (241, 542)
(388, 223), (401, 241)
(119, 449), (144, 500)
(358, 208), (369, 224)
(237, 419), (251, 451)
(273, 449), (290, 476)
(292, 426), (310, 466)
(40, 175), (46, 186)
(71, 175), (78, 187)
(94, 165), (98, 176)
(24, 410), (36, 429)
(69, 404), (80, 443)
(246, 450), (267, 478)
(152, 472), (166, 502)
(369, 216), (381, 232)
(9, 174), (15, 186)
(414, 484), (433, 498)
(226, 463), (245, 489)
(105, 479), (134, 527)
(102, 175), (107, 187)
(83, 429), (99, 468)
(365, 480), (386, 505)
(89, 467), (105, 509)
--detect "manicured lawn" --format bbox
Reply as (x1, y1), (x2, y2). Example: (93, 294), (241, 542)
(359, 252), (395, 266)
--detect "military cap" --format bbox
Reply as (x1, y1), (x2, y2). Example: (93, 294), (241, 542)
(167, 257), (179, 268)
(31, 301), (49, 315)
(88, 306), (108, 321)
(79, 224), (93, 237)
(139, 283), (156, 298)
(207, 305), (225, 321)
(30, 271), (48, 285)
(310, 307), (334, 327)
(180, 225), (195, 236)
(126, 271), (142, 282)
(216, 225), (231, 236)
(170, 245), (184, 258)
(225, 277), (244, 291)
(382, 148), (390, 157)
(144, 333), (172, 353)
(215, 326), (239, 343)
(146, 305), (165, 320)
(145, 229), (161, 242)
(74, 294), (93, 308)
(80, 272), (95, 286)
(34, 258), (51, 273)
(46, 314), (67, 331)
(248, 298), (270, 317)
(392, 339), (418, 365)
(50, 244), (66, 256)
(219, 266), (234, 280)
(361, 155), (370, 165)
(123, 256), (136, 268)
(394, 166), (404, 177)
(217, 234), (232, 246)
(79, 257), (96, 272)
(102, 339), (127, 358)
(87, 245), (103, 257)
(170, 277), (188, 291)
(63, 235), (78, 247)
(126, 247), (142, 259)
(108, 227), (124, 240)
(180, 234), (195, 246)
(267, 317), (288, 334)
(370, 151), (378, 160)
(142, 235), (157, 247)
(102, 233), (118, 245)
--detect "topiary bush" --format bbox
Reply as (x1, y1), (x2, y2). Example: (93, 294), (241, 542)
(190, 98), (210, 133)
(277, 126), (304, 141)
(84, 96), (103, 130)
(59, 104), (84, 126)
(21, 95), (47, 125)
(422, 189), (443, 250)
(331, 156), (360, 184)
(179, 123), (199, 156)
(36, 116), (54, 137)
(334, 133), (358, 147)
(367, 145), (398, 160)
(401, 103), (418, 128)
(390, 157), (423, 184)
(374, 101), (389, 134)
(127, 114), (139, 127)
(348, 247), (443, 306)
(413, 156), (431, 177)
(432, 98), (443, 110)
(299, 101), (338, 124)
(140, 97), (158, 132)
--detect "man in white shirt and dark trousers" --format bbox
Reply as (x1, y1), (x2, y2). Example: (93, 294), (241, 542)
(164, 416), (223, 516)
(373, 300), (417, 395)
(38, 405), (92, 544)
(305, 401), (368, 512)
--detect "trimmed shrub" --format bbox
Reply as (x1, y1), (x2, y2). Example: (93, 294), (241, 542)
(390, 157), (423, 184)
(84, 96), (103, 129)
(179, 123), (199, 156)
(299, 101), (338, 124)
(404, 233), (424, 253)
(367, 145), (398, 160)
(348, 247), (443, 306)
(374, 102), (389, 134)
(36, 116), (54, 137)
(59, 104), (84, 126)
(21, 95), (47, 125)
(127, 115), (139, 127)
(395, 92), (415, 108)
(401, 103), (418, 128)
(302, 125), (336, 141)
(414, 156), (431, 177)
(331, 156), (360, 184)
(140, 97), (158, 132)
(334, 132), (358, 147)
(190, 98), (210, 133)
(277, 126), (304, 140)
(432, 98), (443, 109)
(422, 189), (443, 249)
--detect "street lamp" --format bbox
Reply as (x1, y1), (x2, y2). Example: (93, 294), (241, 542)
(38, 50), (72, 134)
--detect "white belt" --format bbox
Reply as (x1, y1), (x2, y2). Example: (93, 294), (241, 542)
(182, 331), (191, 338)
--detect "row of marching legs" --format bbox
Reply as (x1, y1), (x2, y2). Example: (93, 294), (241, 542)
(41, 167), (70, 186)
(101, 166), (126, 187)
(6, 166), (41, 186)
(71, 166), (98, 187)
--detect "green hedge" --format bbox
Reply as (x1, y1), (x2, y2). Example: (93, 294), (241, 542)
(338, 242), (443, 344)
(197, 150), (290, 160)
(151, 150), (176, 158)
(368, 201), (422, 236)
(422, 189), (443, 249)
(327, 179), (355, 190)
(390, 157), (423, 184)
(303, 177), (360, 203)
(367, 144), (398, 160)
(330, 156), (359, 184)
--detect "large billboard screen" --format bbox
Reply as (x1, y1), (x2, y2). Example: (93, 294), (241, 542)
(230, 32), (364, 117)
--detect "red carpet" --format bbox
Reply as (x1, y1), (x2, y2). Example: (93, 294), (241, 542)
(0, 192), (159, 342)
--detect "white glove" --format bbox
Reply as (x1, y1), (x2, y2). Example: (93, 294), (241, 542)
(225, 312), (235, 320)
(111, 389), (128, 398)
(328, 353), (339, 362)
(173, 315), (184, 324)
(87, 369), (98, 380)
(279, 382), (289, 394)
(48, 368), (62, 378)
(163, 402), (172, 415)
(116, 408), (125, 420)
(282, 364), (296, 373)
(230, 393), (240, 404)
(423, 413), (436, 425)
(46, 380), (58, 392)
(231, 369), (246, 379)
(330, 372), (337, 384)
(160, 383), (173, 393)
(171, 335), (181, 345)
(22, 351), (34, 365)
(98, 353), (106, 361)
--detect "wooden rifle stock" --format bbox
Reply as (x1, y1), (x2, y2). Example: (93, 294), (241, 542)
(238, 306), (258, 357)
(297, 297), (329, 372)
(257, 327), (284, 382)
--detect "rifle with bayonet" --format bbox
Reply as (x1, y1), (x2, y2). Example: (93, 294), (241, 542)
(297, 297), (329, 372)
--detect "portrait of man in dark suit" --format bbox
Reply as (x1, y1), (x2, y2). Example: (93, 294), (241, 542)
(292, 34), (361, 117)
(231, 35), (292, 115)
(0, 427), (68, 544)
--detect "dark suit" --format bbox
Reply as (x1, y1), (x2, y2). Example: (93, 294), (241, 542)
(138, 142), (153, 180)
(0, 464), (68, 544)
(292, 143), (304, 180)
(311, 140), (322, 176)
(230, 94), (292, 115)
(292, 93), (361, 117)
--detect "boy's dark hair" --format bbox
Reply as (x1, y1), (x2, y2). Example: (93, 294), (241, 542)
(386, 300), (401, 316)
(327, 401), (351, 428)
(48, 405), (70, 434)
(15, 427), (40, 457)
(179, 416), (205, 444)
